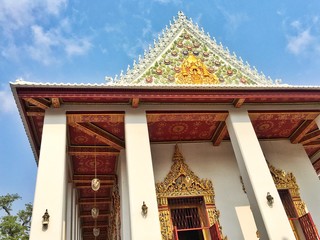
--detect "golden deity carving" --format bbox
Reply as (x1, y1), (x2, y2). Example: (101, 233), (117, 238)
(175, 54), (219, 84)
(156, 145), (227, 240)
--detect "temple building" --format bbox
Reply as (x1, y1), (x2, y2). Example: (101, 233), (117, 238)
(11, 12), (320, 240)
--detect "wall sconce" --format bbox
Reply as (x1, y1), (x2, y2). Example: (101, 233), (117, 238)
(141, 201), (148, 216)
(42, 209), (50, 226)
(266, 192), (274, 206)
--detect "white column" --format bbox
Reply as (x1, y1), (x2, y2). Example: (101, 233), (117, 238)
(75, 204), (79, 240)
(71, 189), (76, 240)
(124, 109), (162, 240)
(118, 149), (131, 240)
(30, 108), (68, 240)
(66, 183), (73, 239)
(78, 218), (82, 240)
(226, 109), (296, 240)
(315, 115), (320, 128)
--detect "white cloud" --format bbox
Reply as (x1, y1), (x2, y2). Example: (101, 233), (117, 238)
(45, 0), (67, 16)
(153, 0), (182, 4)
(26, 23), (92, 65)
(0, 0), (67, 34)
(287, 29), (314, 55)
(0, 85), (16, 114)
(285, 17), (320, 56)
(65, 39), (92, 57)
(0, 0), (35, 33)
(0, 0), (92, 65)
(215, 4), (248, 33)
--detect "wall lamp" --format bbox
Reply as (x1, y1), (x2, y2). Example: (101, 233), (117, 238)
(266, 192), (274, 206)
(141, 201), (148, 216)
(42, 209), (50, 227)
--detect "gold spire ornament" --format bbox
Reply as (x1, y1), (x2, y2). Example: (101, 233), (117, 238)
(175, 54), (219, 84)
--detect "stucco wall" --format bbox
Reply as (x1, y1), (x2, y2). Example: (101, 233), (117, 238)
(151, 140), (320, 239)
(261, 140), (320, 232)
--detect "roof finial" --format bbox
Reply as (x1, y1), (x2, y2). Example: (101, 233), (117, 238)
(172, 144), (184, 163)
(178, 11), (185, 19)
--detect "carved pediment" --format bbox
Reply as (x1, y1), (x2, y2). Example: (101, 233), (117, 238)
(156, 145), (214, 199)
(113, 12), (275, 85)
(268, 163), (299, 193)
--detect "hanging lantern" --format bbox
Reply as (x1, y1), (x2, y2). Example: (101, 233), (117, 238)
(93, 227), (100, 237)
(91, 139), (101, 192)
(91, 178), (101, 191)
(91, 207), (99, 219)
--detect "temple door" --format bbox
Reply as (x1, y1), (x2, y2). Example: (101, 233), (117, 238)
(298, 213), (320, 240)
(278, 189), (320, 240)
(209, 224), (221, 240)
(173, 226), (179, 240)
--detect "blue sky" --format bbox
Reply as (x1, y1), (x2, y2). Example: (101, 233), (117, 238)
(0, 0), (320, 211)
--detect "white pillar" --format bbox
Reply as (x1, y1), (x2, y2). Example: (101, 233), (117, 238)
(315, 115), (320, 128)
(118, 149), (131, 240)
(78, 218), (82, 240)
(226, 109), (296, 240)
(124, 109), (162, 240)
(66, 183), (73, 239)
(71, 189), (76, 240)
(30, 108), (68, 240)
(76, 204), (80, 240)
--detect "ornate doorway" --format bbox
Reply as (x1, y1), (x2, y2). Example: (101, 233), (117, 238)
(269, 163), (320, 240)
(156, 145), (227, 240)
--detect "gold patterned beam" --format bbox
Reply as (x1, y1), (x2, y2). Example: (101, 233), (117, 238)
(249, 111), (320, 121)
(73, 179), (114, 184)
(69, 122), (124, 150)
(299, 130), (320, 145)
(67, 113), (124, 123)
(233, 98), (245, 108)
(68, 146), (120, 156)
(80, 210), (110, 217)
(23, 98), (50, 110)
(79, 200), (111, 205)
(80, 213), (110, 218)
(212, 122), (227, 146)
(79, 198), (111, 204)
(74, 184), (113, 189)
(290, 120), (315, 144)
(82, 224), (108, 229)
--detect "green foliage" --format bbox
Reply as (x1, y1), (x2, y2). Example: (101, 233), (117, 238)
(0, 194), (32, 240)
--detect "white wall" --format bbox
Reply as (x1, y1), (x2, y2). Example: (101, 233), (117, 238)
(151, 142), (250, 240)
(151, 141), (320, 239)
(261, 140), (320, 232)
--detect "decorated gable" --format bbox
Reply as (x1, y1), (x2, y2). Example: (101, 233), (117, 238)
(113, 12), (275, 86)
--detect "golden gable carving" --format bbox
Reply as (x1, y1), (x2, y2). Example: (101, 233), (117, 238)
(156, 144), (214, 203)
